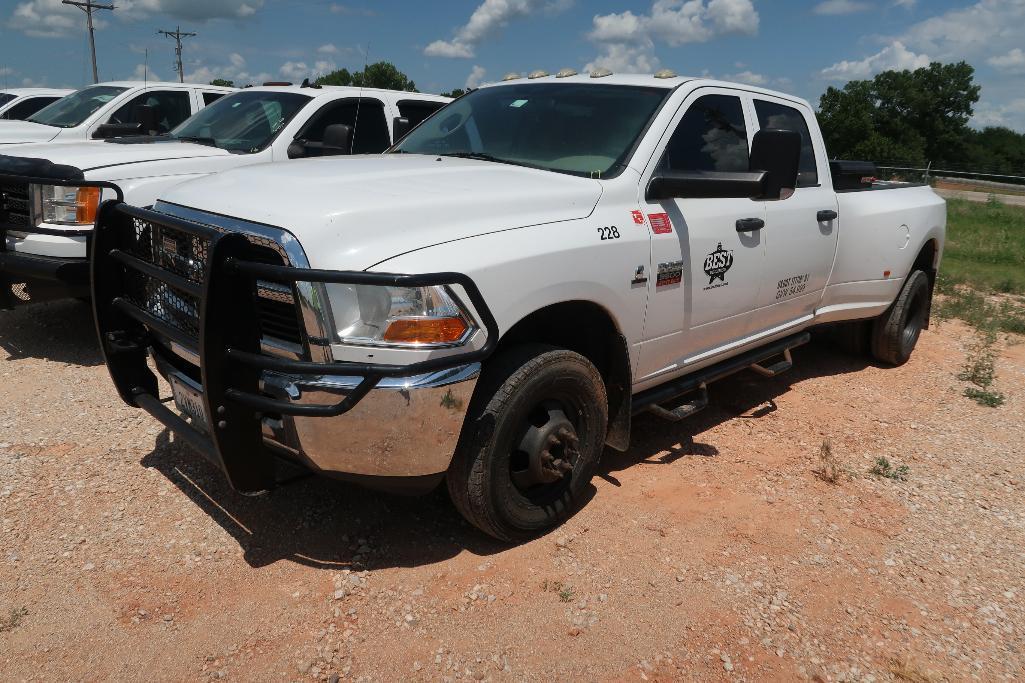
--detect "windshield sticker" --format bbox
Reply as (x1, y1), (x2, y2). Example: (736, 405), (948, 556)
(94, 95), (116, 103)
(509, 99), (528, 108)
(648, 213), (673, 235)
(656, 261), (683, 288)
(631, 210), (645, 225)
(702, 242), (734, 290)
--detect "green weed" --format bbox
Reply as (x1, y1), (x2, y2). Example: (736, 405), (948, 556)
(870, 457), (910, 482)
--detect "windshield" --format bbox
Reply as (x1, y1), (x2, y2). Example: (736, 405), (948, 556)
(170, 90), (312, 153)
(393, 83), (671, 177)
(27, 85), (129, 128)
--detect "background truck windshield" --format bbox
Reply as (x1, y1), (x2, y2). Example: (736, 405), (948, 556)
(27, 85), (129, 128)
(393, 83), (670, 177)
(0, 94), (15, 108)
(170, 90), (311, 153)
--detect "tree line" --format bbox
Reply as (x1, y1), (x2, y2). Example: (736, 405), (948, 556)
(818, 61), (1025, 176)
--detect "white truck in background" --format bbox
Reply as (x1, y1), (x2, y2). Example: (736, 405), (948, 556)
(0, 81), (235, 146)
(90, 72), (945, 541)
(0, 84), (449, 307)
(0, 88), (73, 121)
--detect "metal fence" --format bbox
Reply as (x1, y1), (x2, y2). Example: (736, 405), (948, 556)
(873, 160), (1025, 188)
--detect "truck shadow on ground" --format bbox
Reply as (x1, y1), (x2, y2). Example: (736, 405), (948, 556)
(0, 299), (103, 366)
(139, 339), (875, 570)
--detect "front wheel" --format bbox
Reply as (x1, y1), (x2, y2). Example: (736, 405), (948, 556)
(870, 269), (932, 366)
(447, 345), (608, 542)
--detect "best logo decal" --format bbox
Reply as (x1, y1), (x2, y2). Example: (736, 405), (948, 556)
(702, 242), (734, 289)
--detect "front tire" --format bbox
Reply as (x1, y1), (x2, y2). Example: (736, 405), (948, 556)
(447, 344), (608, 542)
(870, 269), (932, 366)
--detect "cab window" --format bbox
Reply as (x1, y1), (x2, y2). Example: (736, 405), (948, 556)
(660, 94), (749, 173)
(1, 96), (61, 120)
(202, 92), (226, 106)
(397, 100), (446, 128)
(753, 99), (818, 187)
(108, 90), (193, 134)
(296, 98), (391, 155)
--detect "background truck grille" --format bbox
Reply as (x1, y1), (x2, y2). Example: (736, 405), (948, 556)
(0, 182), (31, 229)
(123, 216), (305, 353)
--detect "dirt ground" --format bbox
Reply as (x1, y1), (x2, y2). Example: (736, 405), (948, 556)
(2, 300), (1024, 682)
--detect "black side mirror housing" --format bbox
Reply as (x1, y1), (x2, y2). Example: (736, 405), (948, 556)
(647, 171), (767, 201)
(392, 116), (412, 143)
(749, 128), (801, 199)
(134, 104), (159, 135)
(92, 122), (143, 139)
(322, 123), (354, 155)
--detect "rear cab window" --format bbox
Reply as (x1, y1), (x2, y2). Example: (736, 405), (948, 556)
(753, 99), (818, 187)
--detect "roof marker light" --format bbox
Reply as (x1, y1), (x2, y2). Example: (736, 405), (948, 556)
(654, 69), (678, 79)
(502, 73), (521, 81)
(528, 70), (550, 79)
(556, 68), (578, 78)
(590, 68), (613, 79)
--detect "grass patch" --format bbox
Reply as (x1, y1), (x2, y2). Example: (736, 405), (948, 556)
(0, 606), (28, 633)
(814, 439), (851, 484)
(870, 457), (909, 482)
(934, 286), (1025, 336)
(958, 326), (1007, 407)
(940, 198), (1025, 295)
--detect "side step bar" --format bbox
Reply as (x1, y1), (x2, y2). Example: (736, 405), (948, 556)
(632, 332), (811, 419)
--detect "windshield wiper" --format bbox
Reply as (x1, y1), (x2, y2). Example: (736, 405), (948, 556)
(176, 134), (220, 147)
(439, 151), (537, 170)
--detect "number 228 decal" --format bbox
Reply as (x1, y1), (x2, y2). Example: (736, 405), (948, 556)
(597, 226), (621, 241)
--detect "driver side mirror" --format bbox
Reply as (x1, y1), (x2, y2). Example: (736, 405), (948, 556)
(286, 123), (355, 159)
(645, 128), (802, 201)
(91, 104), (160, 140)
(392, 116), (412, 143)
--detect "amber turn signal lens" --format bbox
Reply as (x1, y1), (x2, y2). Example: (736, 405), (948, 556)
(76, 187), (101, 224)
(382, 316), (469, 344)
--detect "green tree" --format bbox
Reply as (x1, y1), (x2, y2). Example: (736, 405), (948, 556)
(314, 62), (417, 92)
(818, 61), (981, 164)
(440, 88), (466, 99)
(209, 78), (235, 88)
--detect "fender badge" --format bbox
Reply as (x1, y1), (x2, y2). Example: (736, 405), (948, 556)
(631, 210), (646, 225)
(648, 213), (673, 235)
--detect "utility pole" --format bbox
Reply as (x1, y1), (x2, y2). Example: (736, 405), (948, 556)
(62, 0), (115, 84)
(157, 26), (197, 84)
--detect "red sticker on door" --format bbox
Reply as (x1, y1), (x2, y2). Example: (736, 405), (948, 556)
(631, 210), (645, 225)
(648, 213), (673, 234)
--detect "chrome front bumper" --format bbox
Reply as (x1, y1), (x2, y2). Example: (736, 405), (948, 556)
(157, 355), (479, 479)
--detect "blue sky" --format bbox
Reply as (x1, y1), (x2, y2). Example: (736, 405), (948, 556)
(2, 0), (1024, 131)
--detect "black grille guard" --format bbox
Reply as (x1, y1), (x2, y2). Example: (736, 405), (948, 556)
(0, 172), (124, 237)
(91, 200), (500, 493)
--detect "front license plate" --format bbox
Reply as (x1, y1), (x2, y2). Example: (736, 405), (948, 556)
(170, 374), (209, 433)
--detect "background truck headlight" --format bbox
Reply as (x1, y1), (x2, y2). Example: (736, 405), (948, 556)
(324, 283), (475, 347)
(30, 184), (101, 226)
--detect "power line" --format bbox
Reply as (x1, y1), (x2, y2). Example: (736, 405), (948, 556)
(157, 25), (197, 84)
(62, 0), (115, 84)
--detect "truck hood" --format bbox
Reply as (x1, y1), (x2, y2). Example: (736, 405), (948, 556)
(0, 120), (61, 145)
(2, 139), (231, 175)
(159, 155), (603, 269)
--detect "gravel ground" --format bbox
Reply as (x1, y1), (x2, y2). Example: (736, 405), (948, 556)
(2, 299), (1024, 681)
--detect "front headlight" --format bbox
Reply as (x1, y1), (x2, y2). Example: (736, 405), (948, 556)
(324, 283), (475, 348)
(30, 184), (101, 226)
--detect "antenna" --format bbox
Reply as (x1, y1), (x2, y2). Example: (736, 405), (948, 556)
(62, 0), (115, 84)
(350, 43), (370, 155)
(143, 48), (148, 89)
(157, 25), (197, 83)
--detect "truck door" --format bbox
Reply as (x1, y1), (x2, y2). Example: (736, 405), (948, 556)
(637, 90), (766, 381)
(746, 96), (838, 332)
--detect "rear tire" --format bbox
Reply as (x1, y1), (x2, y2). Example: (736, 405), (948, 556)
(870, 270), (931, 366)
(447, 344), (608, 542)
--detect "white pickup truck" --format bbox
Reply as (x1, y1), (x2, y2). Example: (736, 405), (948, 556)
(90, 72), (945, 541)
(0, 88), (73, 121)
(0, 84), (449, 307)
(0, 81), (234, 146)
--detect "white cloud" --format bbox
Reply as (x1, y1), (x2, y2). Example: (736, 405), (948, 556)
(972, 98), (1025, 130)
(317, 43), (339, 55)
(585, 0), (758, 75)
(7, 0), (89, 38)
(115, 0), (264, 21)
(893, 0), (915, 7)
(279, 61), (309, 81)
(987, 48), (1025, 75)
(724, 70), (767, 86)
(898, 0), (1025, 61)
(132, 63), (163, 81)
(813, 0), (872, 15)
(465, 65), (487, 89)
(424, 0), (570, 59)
(819, 41), (930, 80)
(183, 52), (269, 86)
